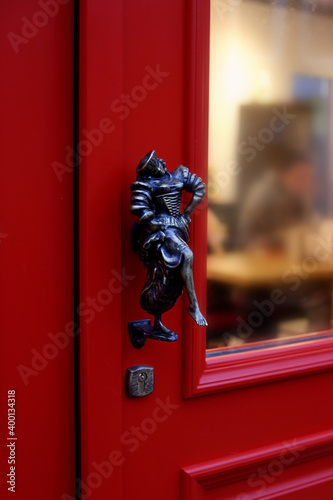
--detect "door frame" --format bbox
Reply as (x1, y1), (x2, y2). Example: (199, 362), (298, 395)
(182, 0), (333, 399)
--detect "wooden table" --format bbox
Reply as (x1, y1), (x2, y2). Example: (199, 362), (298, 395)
(207, 252), (333, 288)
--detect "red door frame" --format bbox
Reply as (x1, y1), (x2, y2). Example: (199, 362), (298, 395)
(182, 0), (333, 399)
(1, 2), (76, 499)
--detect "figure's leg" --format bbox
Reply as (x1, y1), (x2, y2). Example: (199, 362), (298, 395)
(154, 314), (172, 334)
(163, 229), (207, 327)
(180, 245), (208, 326)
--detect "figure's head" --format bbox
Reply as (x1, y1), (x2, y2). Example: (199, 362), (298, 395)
(136, 150), (166, 178)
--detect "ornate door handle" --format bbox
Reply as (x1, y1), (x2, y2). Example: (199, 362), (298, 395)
(128, 150), (207, 348)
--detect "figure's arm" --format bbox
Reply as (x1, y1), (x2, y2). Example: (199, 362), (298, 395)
(130, 181), (154, 223)
(130, 181), (163, 232)
(182, 169), (206, 220)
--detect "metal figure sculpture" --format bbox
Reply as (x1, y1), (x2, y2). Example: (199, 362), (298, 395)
(129, 150), (207, 347)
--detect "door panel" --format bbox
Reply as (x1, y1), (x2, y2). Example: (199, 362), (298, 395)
(78, 1), (123, 499)
(181, 430), (333, 499)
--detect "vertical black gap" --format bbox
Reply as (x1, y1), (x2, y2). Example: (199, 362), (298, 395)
(73, 0), (81, 498)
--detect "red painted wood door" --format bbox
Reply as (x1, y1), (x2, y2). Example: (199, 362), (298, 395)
(78, 1), (333, 499)
(1, 1), (76, 499)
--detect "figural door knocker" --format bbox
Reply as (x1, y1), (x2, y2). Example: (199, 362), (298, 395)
(128, 150), (208, 348)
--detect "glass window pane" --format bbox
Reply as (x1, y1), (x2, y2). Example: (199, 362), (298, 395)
(207, 0), (333, 353)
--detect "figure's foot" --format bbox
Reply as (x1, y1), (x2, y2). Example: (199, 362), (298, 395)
(153, 317), (178, 341)
(154, 318), (174, 335)
(155, 320), (173, 335)
(188, 306), (208, 326)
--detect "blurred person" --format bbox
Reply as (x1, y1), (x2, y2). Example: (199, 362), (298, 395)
(239, 151), (318, 253)
(238, 151), (331, 333)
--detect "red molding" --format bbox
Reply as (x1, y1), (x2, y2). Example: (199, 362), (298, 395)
(197, 334), (333, 395)
(182, 0), (211, 397)
(181, 429), (333, 498)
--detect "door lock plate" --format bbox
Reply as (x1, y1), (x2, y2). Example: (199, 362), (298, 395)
(125, 365), (154, 397)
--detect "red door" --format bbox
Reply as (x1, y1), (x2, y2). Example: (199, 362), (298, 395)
(78, 1), (333, 499)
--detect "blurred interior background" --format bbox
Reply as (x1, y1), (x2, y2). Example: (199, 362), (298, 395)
(207, 0), (333, 351)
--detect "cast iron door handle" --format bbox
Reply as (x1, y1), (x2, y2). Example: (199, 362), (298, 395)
(128, 150), (207, 348)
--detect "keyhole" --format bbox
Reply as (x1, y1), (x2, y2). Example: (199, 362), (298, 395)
(138, 372), (147, 393)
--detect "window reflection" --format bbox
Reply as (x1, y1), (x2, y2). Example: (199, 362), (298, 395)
(207, 0), (333, 351)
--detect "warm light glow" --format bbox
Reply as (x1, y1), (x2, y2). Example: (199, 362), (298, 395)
(223, 45), (250, 101)
(207, 0), (333, 351)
